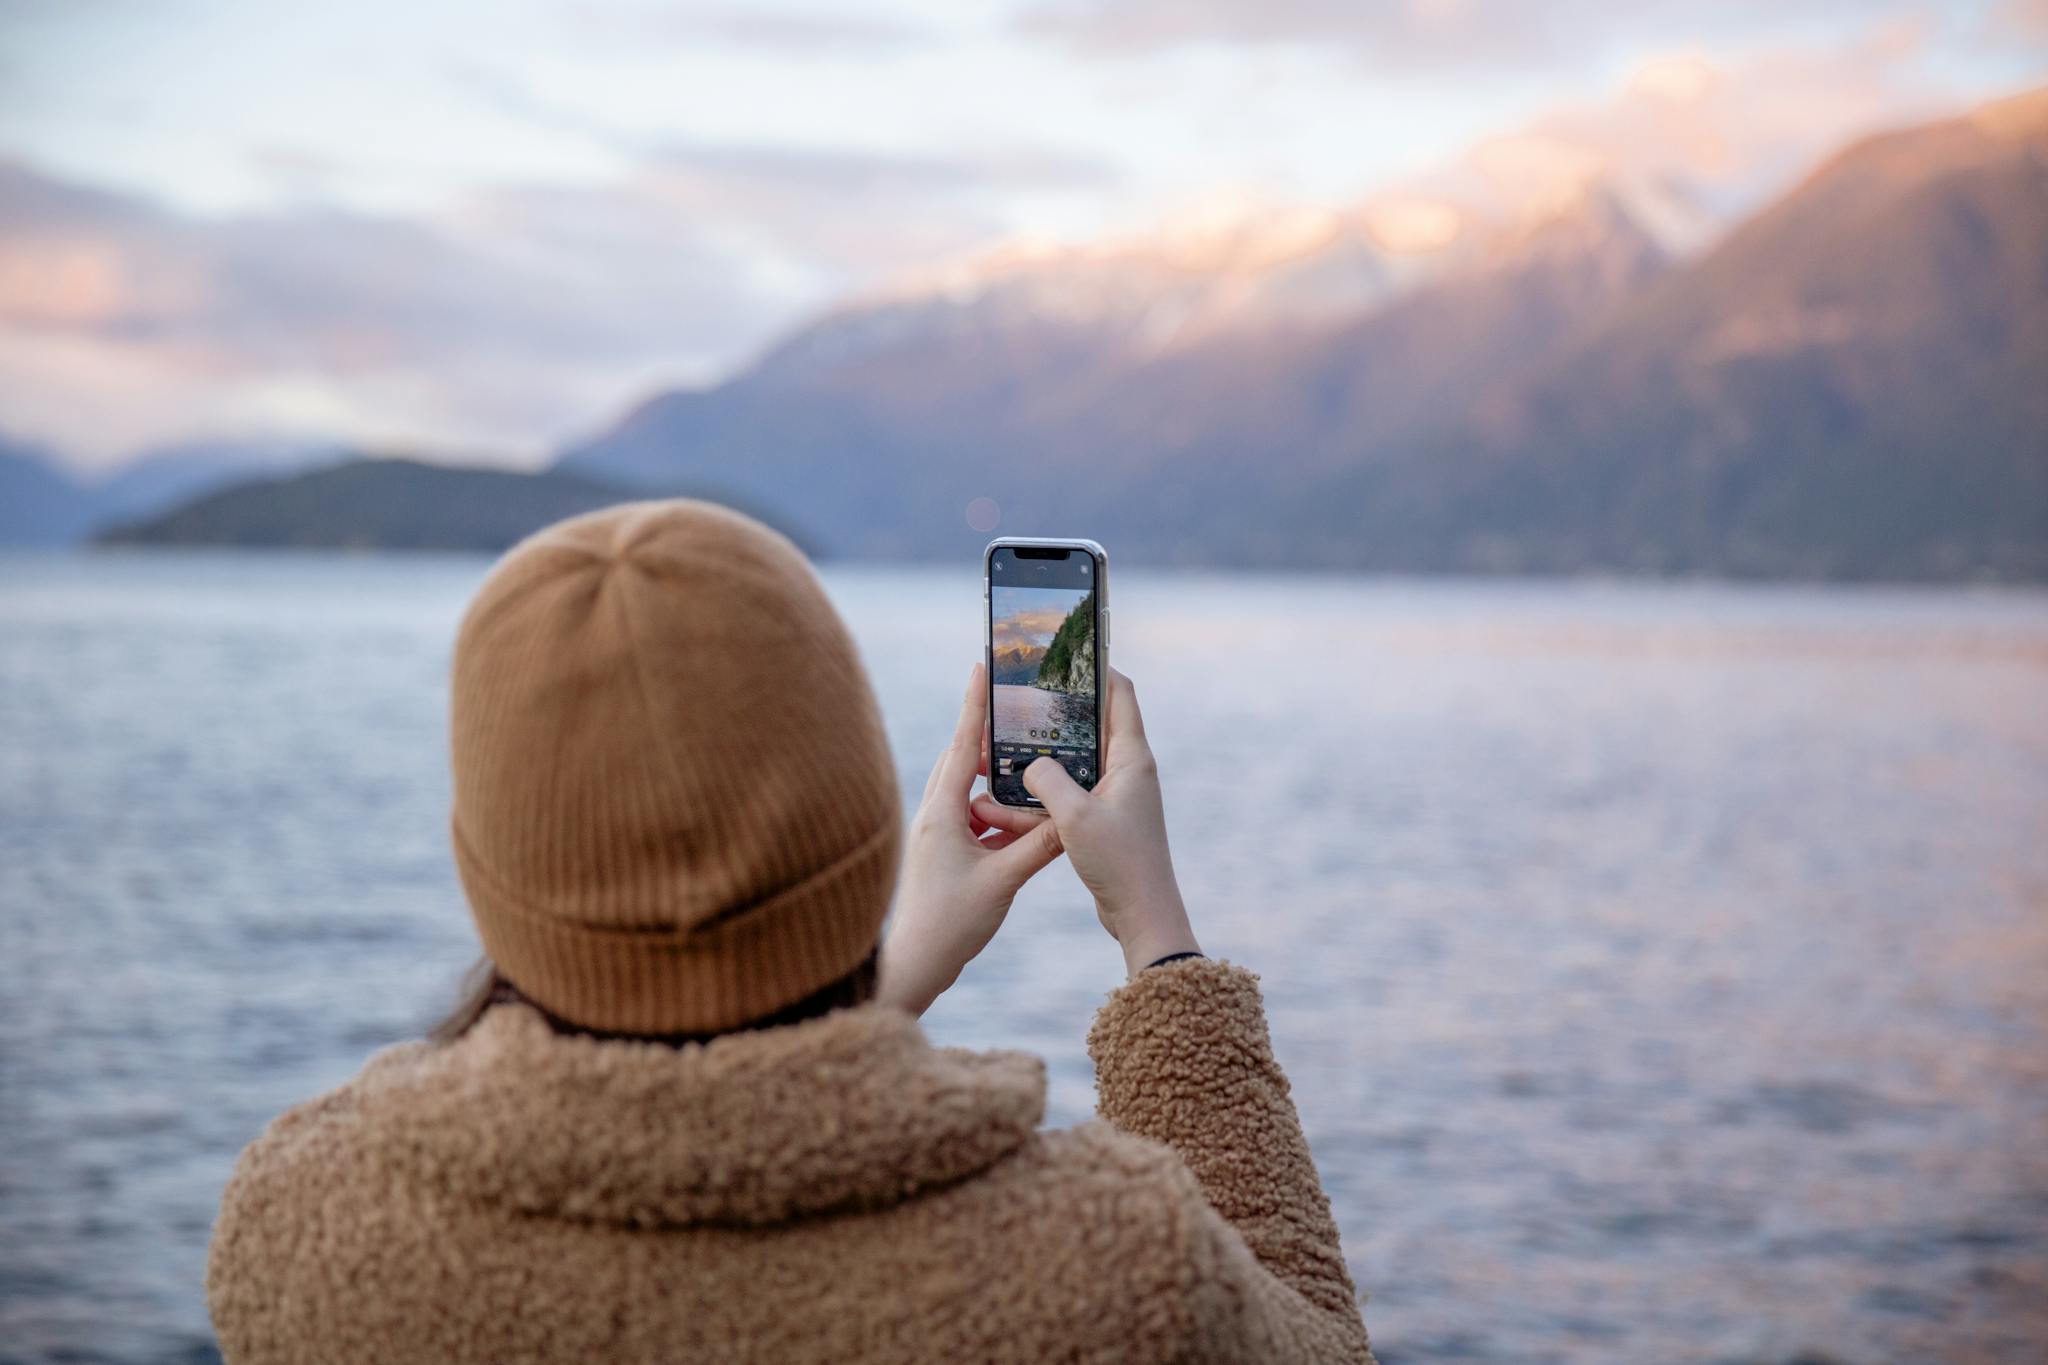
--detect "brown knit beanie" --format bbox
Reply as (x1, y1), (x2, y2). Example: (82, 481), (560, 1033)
(448, 500), (901, 1036)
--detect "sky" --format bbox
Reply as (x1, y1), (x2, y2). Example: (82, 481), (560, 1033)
(0, 0), (2043, 470)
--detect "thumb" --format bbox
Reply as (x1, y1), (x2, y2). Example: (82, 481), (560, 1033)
(991, 816), (1064, 887)
(1022, 756), (1088, 822)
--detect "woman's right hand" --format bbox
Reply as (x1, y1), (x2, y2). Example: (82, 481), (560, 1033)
(990, 670), (1201, 978)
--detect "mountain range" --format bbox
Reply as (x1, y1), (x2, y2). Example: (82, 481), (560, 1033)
(7, 88), (2044, 580)
(991, 644), (1048, 685)
(93, 455), (813, 555)
(96, 458), (636, 552)
(0, 437), (333, 546)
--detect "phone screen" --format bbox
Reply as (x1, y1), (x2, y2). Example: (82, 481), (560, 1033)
(986, 545), (1102, 806)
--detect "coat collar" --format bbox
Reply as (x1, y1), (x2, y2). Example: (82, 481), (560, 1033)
(348, 1003), (1046, 1227)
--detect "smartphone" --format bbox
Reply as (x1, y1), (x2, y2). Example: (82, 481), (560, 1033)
(984, 537), (1108, 808)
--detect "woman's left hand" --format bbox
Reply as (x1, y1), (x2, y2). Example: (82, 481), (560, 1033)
(877, 663), (1065, 1017)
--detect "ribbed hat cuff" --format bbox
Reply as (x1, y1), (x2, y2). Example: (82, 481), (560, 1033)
(454, 817), (900, 1036)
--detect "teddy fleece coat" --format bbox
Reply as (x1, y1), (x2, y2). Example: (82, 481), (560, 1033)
(207, 956), (1374, 1363)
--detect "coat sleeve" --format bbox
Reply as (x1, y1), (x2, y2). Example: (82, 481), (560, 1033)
(1087, 956), (1373, 1363)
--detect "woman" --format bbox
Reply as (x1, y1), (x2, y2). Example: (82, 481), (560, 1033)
(207, 501), (1374, 1364)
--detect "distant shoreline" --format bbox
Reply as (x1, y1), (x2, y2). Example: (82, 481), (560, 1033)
(9, 543), (2048, 595)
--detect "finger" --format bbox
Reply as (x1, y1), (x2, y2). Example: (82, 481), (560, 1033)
(979, 728), (991, 779)
(920, 663), (986, 808)
(1114, 671), (1146, 749)
(991, 815), (1064, 884)
(1105, 671), (1155, 773)
(936, 662), (988, 803)
(970, 792), (1050, 835)
(977, 828), (1022, 851)
(967, 805), (993, 839)
(1022, 756), (1089, 823)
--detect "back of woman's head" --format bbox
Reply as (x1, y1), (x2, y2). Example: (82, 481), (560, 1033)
(447, 500), (900, 1037)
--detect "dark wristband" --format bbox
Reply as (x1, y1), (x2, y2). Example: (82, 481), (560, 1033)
(1145, 950), (1205, 970)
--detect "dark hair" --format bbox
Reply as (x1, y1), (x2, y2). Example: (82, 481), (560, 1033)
(428, 949), (881, 1047)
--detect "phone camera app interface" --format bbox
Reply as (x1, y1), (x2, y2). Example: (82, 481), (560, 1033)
(989, 547), (1100, 804)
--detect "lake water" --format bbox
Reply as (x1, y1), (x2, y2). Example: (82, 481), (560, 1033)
(3, 551), (2046, 1364)
(992, 682), (1098, 749)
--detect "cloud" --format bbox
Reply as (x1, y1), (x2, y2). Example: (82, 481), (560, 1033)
(620, 140), (1121, 286)
(447, 59), (1120, 206)
(437, 60), (1122, 295)
(646, 139), (1116, 196)
(0, 123), (1117, 463)
(0, 160), (777, 460)
(556, 3), (934, 53)
(1016, 0), (1931, 68)
(1364, 25), (1957, 249)
(1999, 0), (2048, 36)
(639, 8), (932, 51)
(992, 603), (1073, 649)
